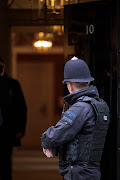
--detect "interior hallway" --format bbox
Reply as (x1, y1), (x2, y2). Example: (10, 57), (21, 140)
(12, 149), (63, 180)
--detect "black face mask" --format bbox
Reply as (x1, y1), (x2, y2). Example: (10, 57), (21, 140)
(0, 64), (4, 75)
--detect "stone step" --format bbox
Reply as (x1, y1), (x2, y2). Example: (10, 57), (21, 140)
(12, 150), (59, 172)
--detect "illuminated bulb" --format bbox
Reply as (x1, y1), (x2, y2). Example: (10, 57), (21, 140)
(38, 32), (44, 38)
(33, 40), (52, 48)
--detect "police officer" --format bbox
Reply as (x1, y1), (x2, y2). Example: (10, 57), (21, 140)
(41, 57), (110, 180)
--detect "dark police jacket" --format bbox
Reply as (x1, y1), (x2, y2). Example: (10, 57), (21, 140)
(41, 85), (110, 174)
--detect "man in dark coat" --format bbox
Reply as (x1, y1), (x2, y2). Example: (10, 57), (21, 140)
(41, 57), (110, 180)
(0, 57), (27, 180)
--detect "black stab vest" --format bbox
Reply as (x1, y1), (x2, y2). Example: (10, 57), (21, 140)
(60, 96), (110, 166)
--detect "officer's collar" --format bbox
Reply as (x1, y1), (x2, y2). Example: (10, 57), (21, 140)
(64, 85), (99, 105)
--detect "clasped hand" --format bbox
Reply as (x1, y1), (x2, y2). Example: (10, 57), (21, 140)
(43, 148), (53, 158)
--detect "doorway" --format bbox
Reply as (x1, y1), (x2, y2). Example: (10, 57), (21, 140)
(11, 27), (64, 180)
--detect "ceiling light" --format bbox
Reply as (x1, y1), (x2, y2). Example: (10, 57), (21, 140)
(33, 40), (52, 48)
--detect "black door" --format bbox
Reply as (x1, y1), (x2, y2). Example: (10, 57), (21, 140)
(64, 1), (117, 180)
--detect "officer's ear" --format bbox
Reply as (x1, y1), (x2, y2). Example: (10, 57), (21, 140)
(66, 82), (72, 93)
(69, 82), (76, 93)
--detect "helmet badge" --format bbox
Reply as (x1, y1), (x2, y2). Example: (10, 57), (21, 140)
(71, 56), (78, 61)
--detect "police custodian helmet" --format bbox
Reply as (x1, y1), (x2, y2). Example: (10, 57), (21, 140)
(62, 57), (94, 84)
